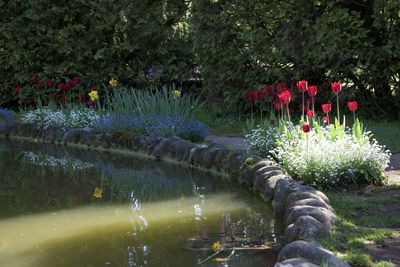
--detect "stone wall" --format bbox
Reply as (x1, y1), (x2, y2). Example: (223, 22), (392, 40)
(0, 121), (349, 267)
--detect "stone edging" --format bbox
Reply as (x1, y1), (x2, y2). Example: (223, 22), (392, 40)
(0, 122), (349, 267)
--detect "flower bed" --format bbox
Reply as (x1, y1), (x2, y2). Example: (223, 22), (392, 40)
(246, 80), (390, 189)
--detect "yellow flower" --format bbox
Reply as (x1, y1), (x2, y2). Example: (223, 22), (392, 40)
(109, 78), (118, 87)
(92, 187), (103, 198)
(88, 90), (98, 101)
(212, 241), (222, 251)
(173, 90), (181, 98)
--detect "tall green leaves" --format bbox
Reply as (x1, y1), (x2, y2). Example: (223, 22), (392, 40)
(104, 85), (203, 120)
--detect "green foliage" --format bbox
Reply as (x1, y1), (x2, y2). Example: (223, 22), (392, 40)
(190, 0), (400, 116)
(0, 0), (193, 106)
(104, 85), (203, 120)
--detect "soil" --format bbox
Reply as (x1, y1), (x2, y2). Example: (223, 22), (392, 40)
(366, 236), (400, 267)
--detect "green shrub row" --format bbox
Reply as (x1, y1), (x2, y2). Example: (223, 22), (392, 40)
(1, 0), (399, 117)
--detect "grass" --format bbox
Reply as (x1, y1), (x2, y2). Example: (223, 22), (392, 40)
(320, 184), (400, 267)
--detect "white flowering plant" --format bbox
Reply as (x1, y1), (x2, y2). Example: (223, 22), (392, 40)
(20, 106), (100, 129)
(245, 79), (391, 189)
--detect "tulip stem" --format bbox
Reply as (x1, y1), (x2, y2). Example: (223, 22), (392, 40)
(336, 94), (340, 121)
(302, 92), (305, 120)
(286, 104), (291, 123)
(353, 111), (356, 124)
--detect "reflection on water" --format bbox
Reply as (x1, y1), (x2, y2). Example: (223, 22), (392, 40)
(0, 140), (280, 267)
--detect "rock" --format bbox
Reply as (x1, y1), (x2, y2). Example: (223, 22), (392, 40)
(0, 122), (15, 137)
(274, 258), (319, 267)
(239, 165), (254, 187)
(189, 144), (208, 166)
(226, 151), (247, 174)
(264, 174), (290, 202)
(273, 179), (307, 216)
(285, 205), (337, 229)
(201, 147), (224, 169)
(63, 129), (81, 144)
(288, 198), (333, 211)
(43, 125), (57, 143)
(54, 127), (67, 143)
(253, 166), (284, 194)
(171, 139), (195, 161)
(285, 215), (330, 243)
(288, 190), (330, 205)
(278, 240), (350, 267)
(212, 148), (230, 171)
(78, 130), (93, 147)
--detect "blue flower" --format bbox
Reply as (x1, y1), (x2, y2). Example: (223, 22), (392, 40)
(0, 108), (14, 122)
(95, 113), (209, 142)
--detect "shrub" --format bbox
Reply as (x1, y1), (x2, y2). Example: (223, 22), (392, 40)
(20, 107), (100, 129)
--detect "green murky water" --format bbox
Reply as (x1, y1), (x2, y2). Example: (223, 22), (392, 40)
(0, 140), (280, 267)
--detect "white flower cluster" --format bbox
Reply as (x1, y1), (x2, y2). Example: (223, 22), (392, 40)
(245, 125), (278, 155)
(21, 107), (100, 129)
(23, 151), (94, 170)
(246, 123), (391, 188)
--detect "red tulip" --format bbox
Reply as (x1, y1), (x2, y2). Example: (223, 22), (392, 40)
(25, 99), (33, 105)
(59, 83), (67, 91)
(274, 101), (283, 110)
(322, 103), (332, 114)
(264, 86), (274, 97)
(331, 82), (341, 94)
(276, 82), (287, 93)
(322, 116), (334, 124)
(73, 77), (81, 85)
(246, 91), (256, 103)
(14, 86), (21, 94)
(347, 101), (358, 112)
(46, 80), (55, 88)
(307, 110), (314, 118)
(49, 93), (57, 100)
(33, 75), (40, 84)
(296, 80), (308, 93)
(301, 123), (311, 133)
(256, 90), (265, 101)
(308, 86), (318, 97)
(278, 90), (291, 104)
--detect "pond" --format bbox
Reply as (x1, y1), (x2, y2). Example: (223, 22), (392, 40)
(0, 139), (281, 267)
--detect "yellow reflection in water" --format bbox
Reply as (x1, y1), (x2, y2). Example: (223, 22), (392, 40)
(0, 194), (244, 267)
